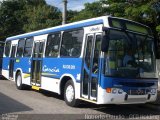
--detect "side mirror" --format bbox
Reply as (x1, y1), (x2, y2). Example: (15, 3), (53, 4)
(101, 35), (109, 52)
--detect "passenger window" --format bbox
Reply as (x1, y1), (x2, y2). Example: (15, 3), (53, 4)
(45, 33), (61, 57)
(60, 29), (84, 57)
(16, 39), (25, 57)
(23, 38), (33, 57)
(4, 41), (11, 57)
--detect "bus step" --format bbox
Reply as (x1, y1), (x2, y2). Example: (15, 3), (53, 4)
(32, 86), (40, 91)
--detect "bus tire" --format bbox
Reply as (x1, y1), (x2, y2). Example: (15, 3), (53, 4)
(16, 72), (25, 90)
(64, 80), (79, 107)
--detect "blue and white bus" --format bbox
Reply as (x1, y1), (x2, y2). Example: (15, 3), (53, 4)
(2, 16), (158, 107)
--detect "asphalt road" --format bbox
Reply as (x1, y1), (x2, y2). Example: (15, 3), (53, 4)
(0, 78), (160, 120)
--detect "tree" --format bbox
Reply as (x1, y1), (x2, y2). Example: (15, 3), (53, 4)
(157, 25), (160, 33)
(23, 4), (61, 32)
(0, 0), (26, 41)
(100, 0), (127, 17)
(67, 10), (79, 23)
(0, 0), (62, 41)
(71, 1), (104, 22)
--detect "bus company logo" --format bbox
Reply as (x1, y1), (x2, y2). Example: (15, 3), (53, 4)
(90, 27), (100, 32)
(42, 65), (60, 73)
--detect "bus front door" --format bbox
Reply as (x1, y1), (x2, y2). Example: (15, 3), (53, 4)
(9, 45), (16, 79)
(31, 40), (44, 86)
(81, 33), (102, 101)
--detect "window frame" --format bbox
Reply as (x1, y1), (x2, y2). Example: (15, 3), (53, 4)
(16, 39), (25, 58)
(23, 37), (33, 57)
(60, 28), (84, 58)
(45, 32), (61, 58)
(4, 41), (11, 57)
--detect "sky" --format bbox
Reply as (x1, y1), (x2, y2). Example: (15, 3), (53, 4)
(45, 0), (98, 11)
(0, 0), (98, 11)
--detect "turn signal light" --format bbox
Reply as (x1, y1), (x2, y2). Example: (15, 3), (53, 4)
(106, 88), (111, 93)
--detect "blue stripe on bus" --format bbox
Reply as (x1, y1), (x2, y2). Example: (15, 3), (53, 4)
(13, 57), (83, 82)
(6, 19), (103, 41)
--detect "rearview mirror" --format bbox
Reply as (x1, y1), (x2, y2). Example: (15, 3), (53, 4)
(101, 35), (109, 52)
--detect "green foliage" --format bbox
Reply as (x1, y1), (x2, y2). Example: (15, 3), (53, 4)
(0, 0), (25, 41)
(23, 4), (61, 32)
(157, 25), (160, 33)
(67, 10), (79, 23)
(100, 0), (159, 23)
(0, 0), (61, 41)
(70, 1), (104, 22)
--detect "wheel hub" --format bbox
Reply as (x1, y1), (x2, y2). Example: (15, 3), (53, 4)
(66, 85), (74, 102)
(17, 75), (21, 87)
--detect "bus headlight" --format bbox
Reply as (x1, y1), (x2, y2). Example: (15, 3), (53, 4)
(150, 89), (156, 95)
(112, 88), (117, 94)
(118, 89), (123, 94)
(112, 88), (123, 94)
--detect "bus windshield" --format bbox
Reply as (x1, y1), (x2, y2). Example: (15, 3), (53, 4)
(104, 29), (156, 78)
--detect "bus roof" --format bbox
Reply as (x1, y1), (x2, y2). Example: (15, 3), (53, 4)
(6, 16), (107, 41)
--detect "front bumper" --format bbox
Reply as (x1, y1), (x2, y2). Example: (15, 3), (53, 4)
(97, 87), (157, 104)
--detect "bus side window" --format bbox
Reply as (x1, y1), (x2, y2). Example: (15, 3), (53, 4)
(16, 39), (25, 57)
(45, 33), (61, 57)
(4, 41), (11, 57)
(23, 38), (33, 57)
(60, 29), (84, 57)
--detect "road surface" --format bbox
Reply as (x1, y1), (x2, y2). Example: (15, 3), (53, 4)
(0, 78), (160, 120)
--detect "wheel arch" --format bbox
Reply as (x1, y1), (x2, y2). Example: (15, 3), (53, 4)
(59, 74), (76, 96)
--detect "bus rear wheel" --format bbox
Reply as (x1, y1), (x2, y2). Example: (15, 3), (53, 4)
(16, 72), (25, 90)
(64, 80), (79, 107)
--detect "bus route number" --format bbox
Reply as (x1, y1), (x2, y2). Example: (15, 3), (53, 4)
(63, 65), (75, 70)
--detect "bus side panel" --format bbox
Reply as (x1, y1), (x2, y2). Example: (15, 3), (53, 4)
(14, 57), (31, 85)
(41, 58), (82, 94)
(2, 57), (10, 79)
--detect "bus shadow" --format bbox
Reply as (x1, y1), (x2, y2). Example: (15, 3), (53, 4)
(0, 92), (33, 114)
(35, 89), (160, 118)
(0, 75), (8, 80)
(39, 90), (63, 100)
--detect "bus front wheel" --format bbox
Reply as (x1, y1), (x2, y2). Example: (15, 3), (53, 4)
(16, 72), (25, 90)
(64, 80), (79, 107)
